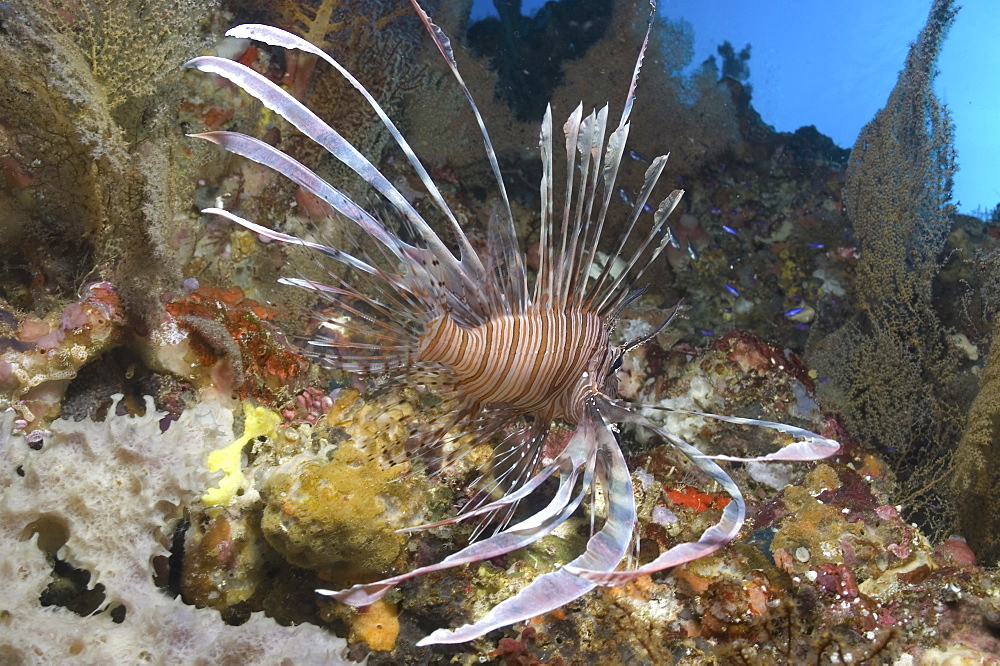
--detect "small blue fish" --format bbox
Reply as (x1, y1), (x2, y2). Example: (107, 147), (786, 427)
(667, 224), (681, 249)
(723, 284), (740, 297)
(628, 149), (650, 163)
(686, 240), (699, 261)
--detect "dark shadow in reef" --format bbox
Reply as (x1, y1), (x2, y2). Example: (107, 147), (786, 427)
(467, 0), (613, 121)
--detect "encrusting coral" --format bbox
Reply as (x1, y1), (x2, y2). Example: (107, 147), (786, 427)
(0, 397), (353, 663)
(193, 385), (422, 582)
(163, 286), (312, 404)
(0, 282), (124, 430)
(175, 387), (423, 652)
(259, 441), (416, 578)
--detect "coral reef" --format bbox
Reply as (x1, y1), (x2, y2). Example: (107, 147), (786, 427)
(176, 388), (425, 653)
(164, 286), (312, 404)
(411, 334), (997, 664)
(334, 330), (999, 663)
(0, 397), (352, 663)
(0, 282), (124, 430)
(0, 0), (219, 329)
(806, 0), (981, 547)
(2, 0), (1000, 661)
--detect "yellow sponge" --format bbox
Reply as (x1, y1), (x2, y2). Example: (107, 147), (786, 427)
(203, 403), (280, 506)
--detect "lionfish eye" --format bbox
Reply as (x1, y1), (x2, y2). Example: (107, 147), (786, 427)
(610, 355), (623, 375)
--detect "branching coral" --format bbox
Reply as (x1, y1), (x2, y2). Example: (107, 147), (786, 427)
(847, 0), (957, 329)
(273, 0), (414, 53)
(807, 0), (965, 540)
(226, 0), (425, 199)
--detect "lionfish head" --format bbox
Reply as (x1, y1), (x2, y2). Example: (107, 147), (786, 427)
(188, 0), (838, 646)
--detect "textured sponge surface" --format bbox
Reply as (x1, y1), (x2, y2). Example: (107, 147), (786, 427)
(0, 397), (352, 664)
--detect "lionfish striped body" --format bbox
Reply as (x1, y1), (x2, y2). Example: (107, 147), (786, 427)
(418, 307), (610, 422)
(189, 0), (838, 646)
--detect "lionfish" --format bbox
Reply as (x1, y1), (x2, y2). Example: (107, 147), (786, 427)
(188, 0), (838, 646)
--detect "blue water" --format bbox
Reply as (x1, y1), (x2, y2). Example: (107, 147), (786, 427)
(471, 0), (1000, 217)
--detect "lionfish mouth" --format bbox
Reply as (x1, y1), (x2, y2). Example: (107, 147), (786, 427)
(187, 0), (838, 646)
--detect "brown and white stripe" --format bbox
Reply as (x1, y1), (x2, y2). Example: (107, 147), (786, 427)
(417, 305), (611, 423)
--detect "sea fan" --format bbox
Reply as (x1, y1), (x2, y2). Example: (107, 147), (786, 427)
(187, 0), (838, 645)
